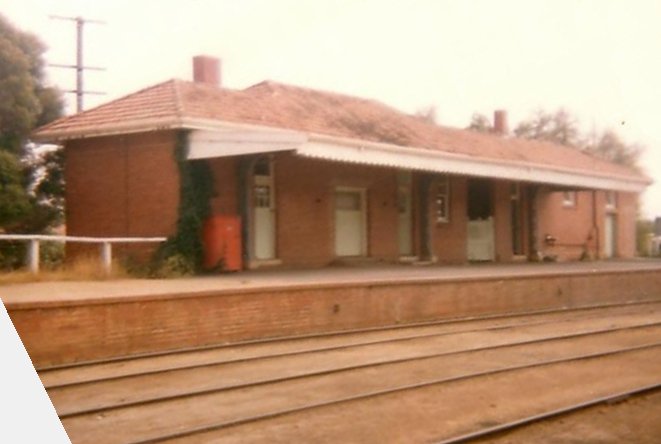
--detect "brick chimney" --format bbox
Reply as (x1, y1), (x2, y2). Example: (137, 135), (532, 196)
(193, 55), (221, 86)
(493, 109), (508, 135)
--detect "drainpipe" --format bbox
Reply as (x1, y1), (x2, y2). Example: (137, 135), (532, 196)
(418, 173), (433, 261)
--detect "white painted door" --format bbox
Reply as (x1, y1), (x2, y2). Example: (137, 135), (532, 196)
(335, 188), (366, 257)
(604, 214), (616, 258)
(254, 174), (275, 260)
(467, 217), (495, 261)
(397, 172), (413, 256)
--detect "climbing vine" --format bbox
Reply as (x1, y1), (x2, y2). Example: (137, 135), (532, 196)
(151, 131), (213, 277)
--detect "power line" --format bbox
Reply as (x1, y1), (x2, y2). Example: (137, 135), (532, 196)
(49, 15), (106, 113)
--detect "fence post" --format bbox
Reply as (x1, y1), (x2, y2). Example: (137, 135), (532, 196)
(27, 239), (40, 274)
(100, 242), (112, 275)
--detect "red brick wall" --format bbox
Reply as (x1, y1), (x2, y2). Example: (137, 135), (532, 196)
(64, 133), (639, 268)
(208, 157), (238, 215)
(433, 176), (468, 263)
(274, 155), (334, 265)
(536, 189), (638, 260)
(211, 158), (565, 267)
(273, 154), (399, 266)
(615, 192), (637, 258)
(206, 155), (489, 267)
(65, 131), (179, 260)
(537, 189), (593, 260)
(493, 181), (514, 262)
(366, 169), (399, 260)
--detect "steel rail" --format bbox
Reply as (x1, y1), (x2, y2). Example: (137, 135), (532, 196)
(55, 322), (661, 419)
(433, 383), (661, 444)
(124, 342), (661, 444)
(43, 302), (661, 389)
(56, 323), (661, 419)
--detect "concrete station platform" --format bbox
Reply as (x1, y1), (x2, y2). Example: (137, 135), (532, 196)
(3, 260), (661, 367)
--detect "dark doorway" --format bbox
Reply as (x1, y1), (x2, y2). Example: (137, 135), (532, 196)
(466, 179), (495, 261)
(467, 179), (493, 220)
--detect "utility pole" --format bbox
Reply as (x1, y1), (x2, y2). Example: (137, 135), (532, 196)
(49, 15), (106, 113)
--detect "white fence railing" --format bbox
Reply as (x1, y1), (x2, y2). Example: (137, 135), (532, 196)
(0, 234), (167, 275)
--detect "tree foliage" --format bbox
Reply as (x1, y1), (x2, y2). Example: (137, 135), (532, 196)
(513, 109), (580, 147)
(150, 132), (214, 277)
(0, 14), (64, 229)
(467, 107), (642, 170)
(415, 106), (437, 124)
(0, 150), (31, 226)
(583, 129), (642, 170)
(466, 113), (493, 133)
(0, 14), (64, 267)
(515, 109), (642, 169)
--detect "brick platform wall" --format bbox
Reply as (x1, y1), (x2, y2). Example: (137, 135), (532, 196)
(9, 269), (661, 367)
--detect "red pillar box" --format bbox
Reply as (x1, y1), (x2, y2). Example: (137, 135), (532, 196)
(203, 215), (242, 271)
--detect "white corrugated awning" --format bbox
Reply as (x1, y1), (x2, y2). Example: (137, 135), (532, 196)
(188, 127), (649, 193)
(188, 128), (308, 159)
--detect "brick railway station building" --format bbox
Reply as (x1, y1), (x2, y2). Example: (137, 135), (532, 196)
(33, 56), (650, 270)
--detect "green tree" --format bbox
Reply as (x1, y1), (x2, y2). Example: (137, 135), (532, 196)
(0, 14), (64, 266)
(512, 108), (641, 169)
(513, 109), (580, 147)
(0, 150), (31, 226)
(583, 129), (642, 170)
(0, 14), (64, 222)
(415, 106), (437, 124)
(466, 113), (493, 133)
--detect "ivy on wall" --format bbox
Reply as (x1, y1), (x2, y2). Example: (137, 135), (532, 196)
(151, 131), (213, 277)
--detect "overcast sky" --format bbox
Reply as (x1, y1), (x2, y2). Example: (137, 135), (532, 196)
(3, 0), (660, 218)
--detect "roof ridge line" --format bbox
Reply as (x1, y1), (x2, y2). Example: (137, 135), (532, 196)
(244, 79), (391, 106)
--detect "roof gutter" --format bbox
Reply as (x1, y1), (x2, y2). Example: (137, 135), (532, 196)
(31, 117), (185, 142)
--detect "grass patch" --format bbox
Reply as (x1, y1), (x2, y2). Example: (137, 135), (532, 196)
(0, 255), (129, 285)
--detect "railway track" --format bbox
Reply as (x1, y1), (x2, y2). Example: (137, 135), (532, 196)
(40, 300), (661, 443)
(434, 383), (661, 444)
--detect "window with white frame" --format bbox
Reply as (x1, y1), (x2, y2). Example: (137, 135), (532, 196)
(562, 191), (576, 207)
(436, 175), (450, 223)
(605, 190), (617, 211)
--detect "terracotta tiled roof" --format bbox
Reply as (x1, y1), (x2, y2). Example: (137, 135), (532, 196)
(34, 78), (644, 180)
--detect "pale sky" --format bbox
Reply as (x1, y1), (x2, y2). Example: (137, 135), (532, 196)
(3, 0), (660, 218)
